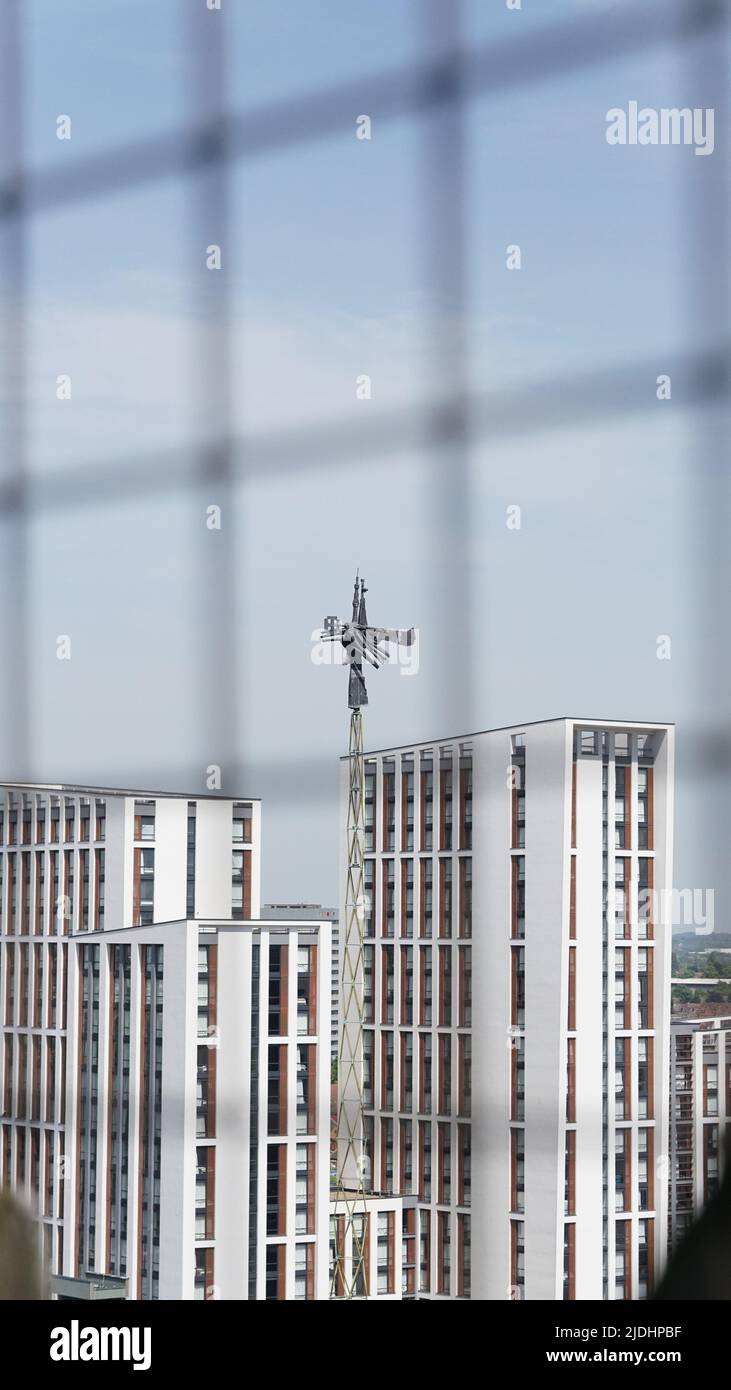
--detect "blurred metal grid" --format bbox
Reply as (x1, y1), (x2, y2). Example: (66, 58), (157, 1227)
(0, 0), (727, 800)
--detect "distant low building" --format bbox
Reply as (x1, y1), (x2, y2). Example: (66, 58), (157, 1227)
(668, 1014), (731, 1253)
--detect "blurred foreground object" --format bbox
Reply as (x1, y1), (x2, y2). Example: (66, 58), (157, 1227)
(0, 1192), (43, 1299)
(655, 1157), (731, 1299)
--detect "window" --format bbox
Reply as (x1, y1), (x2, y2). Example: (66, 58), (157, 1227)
(381, 1032), (394, 1110)
(377, 1211), (395, 1294)
(380, 1117), (394, 1192)
(638, 947), (652, 1030)
(419, 1211), (431, 1293)
(187, 807), (197, 917)
(364, 860), (374, 938)
(382, 860), (395, 937)
(267, 1044), (287, 1137)
(512, 945), (525, 1029)
(437, 1211), (451, 1295)
(512, 1129), (525, 1213)
(638, 1127), (652, 1211)
(458, 945), (472, 1026)
(615, 947), (629, 1030)
(363, 944), (374, 1023)
(364, 766), (377, 853)
(297, 944), (317, 1035)
(511, 1220), (525, 1294)
(400, 1033), (413, 1111)
(383, 766), (395, 851)
(363, 1030), (374, 1107)
(401, 859), (414, 937)
(195, 1147), (214, 1240)
(294, 1243), (314, 1301)
(513, 788), (525, 848)
(420, 1033), (432, 1113)
(438, 1035), (451, 1115)
(401, 760), (414, 851)
(296, 1044), (315, 1134)
(513, 1036), (525, 1122)
(400, 945), (413, 1026)
(420, 859), (433, 937)
(381, 945), (394, 1025)
(638, 1037), (651, 1120)
(439, 858), (452, 938)
(420, 947), (432, 1026)
(615, 1129), (629, 1212)
(438, 945), (452, 1026)
(638, 1218), (653, 1299)
(439, 757), (453, 850)
(267, 1144), (286, 1236)
(194, 1248), (215, 1301)
(402, 1207), (416, 1296)
(459, 858), (472, 938)
(459, 757), (472, 850)
(196, 1044), (215, 1139)
(265, 1245), (285, 1301)
(136, 847), (155, 926)
(419, 1122), (432, 1202)
(232, 850), (248, 920)
(399, 1119), (413, 1190)
(421, 758), (434, 851)
(233, 805), (252, 843)
(615, 1038), (628, 1121)
(458, 1034), (471, 1118)
(512, 856), (525, 939)
(268, 943), (288, 1036)
(293, 1146), (313, 1238)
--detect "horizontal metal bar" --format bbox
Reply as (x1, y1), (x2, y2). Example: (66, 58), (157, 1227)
(0, 0), (721, 221)
(0, 342), (727, 519)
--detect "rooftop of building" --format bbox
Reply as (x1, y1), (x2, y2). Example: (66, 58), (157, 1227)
(671, 1003), (731, 1025)
(354, 716), (674, 759)
(264, 903), (338, 920)
(72, 916), (328, 938)
(0, 781), (260, 802)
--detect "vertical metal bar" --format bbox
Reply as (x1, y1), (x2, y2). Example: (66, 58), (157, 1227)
(186, 0), (238, 791)
(0, 0), (30, 776)
(685, 1), (731, 917)
(421, 0), (474, 738)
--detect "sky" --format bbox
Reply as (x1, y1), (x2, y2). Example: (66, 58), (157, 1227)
(0, 0), (729, 913)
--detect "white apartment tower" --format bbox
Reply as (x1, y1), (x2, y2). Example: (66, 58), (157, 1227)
(345, 718), (674, 1300)
(0, 783), (332, 1300)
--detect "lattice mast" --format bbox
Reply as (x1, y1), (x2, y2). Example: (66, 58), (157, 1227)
(321, 575), (414, 1298)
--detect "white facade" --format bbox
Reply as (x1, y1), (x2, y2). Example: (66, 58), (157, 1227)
(344, 718), (674, 1301)
(0, 783), (351, 1299)
(64, 916), (331, 1300)
(668, 1015), (731, 1253)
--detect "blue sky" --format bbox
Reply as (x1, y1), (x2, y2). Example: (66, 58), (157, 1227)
(2, 1), (729, 910)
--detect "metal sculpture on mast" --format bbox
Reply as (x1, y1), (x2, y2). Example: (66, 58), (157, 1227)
(321, 576), (414, 1297)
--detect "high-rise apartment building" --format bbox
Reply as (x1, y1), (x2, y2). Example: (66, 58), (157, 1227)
(668, 1014), (731, 1253)
(0, 783), (332, 1300)
(344, 718), (674, 1300)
